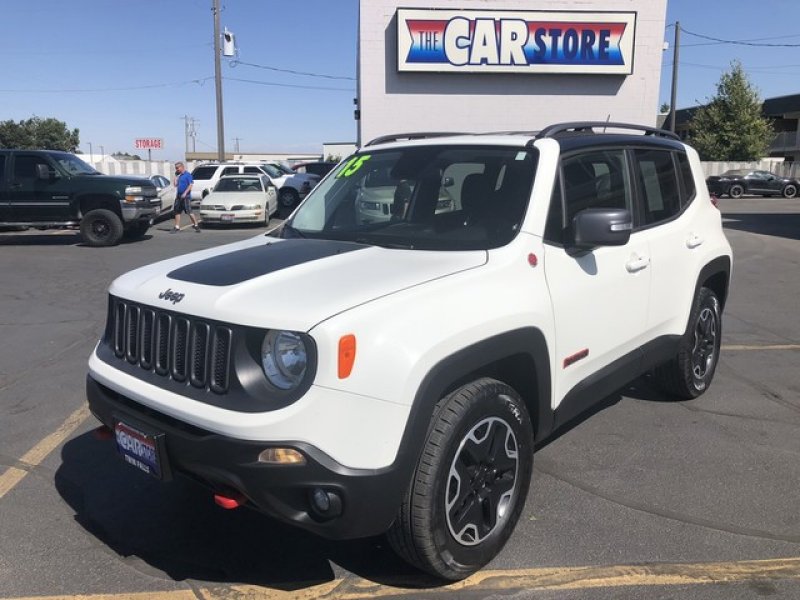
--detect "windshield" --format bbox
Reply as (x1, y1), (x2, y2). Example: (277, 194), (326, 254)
(56, 153), (99, 175)
(286, 145), (537, 250)
(259, 164), (284, 178)
(214, 177), (263, 192)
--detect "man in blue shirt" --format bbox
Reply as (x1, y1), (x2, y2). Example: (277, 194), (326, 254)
(173, 161), (201, 233)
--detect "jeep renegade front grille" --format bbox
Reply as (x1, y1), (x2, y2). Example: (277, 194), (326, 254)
(111, 299), (232, 393)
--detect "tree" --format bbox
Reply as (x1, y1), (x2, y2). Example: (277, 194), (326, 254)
(688, 61), (773, 161)
(659, 103), (670, 114)
(112, 151), (142, 160)
(0, 117), (80, 152)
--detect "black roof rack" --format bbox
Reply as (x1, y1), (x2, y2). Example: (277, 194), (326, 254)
(364, 132), (468, 147)
(534, 122), (680, 141)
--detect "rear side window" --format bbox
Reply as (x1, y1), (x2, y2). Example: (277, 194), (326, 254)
(676, 152), (696, 205)
(0, 155), (5, 182)
(221, 166), (239, 177)
(191, 166), (217, 180)
(243, 166), (262, 175)
(632, 149), (680, 225)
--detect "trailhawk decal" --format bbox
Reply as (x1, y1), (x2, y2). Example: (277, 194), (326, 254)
(397, 9), (636, 75)
(167, 239), (368, 286)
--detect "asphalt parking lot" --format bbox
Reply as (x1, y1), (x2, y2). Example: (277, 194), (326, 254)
(0, 198), (798, 599)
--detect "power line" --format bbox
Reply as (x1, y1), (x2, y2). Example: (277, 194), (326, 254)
(228, 59), (356, 81)
(0, 77), (214, 93)
(224, 76), (354, 92)
(681, 27), (800, 47)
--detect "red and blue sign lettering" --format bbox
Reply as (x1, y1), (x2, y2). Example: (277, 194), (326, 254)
(398, 11), (635, 74)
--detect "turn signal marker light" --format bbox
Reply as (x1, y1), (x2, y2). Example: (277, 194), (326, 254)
(338, 334), (356, 379)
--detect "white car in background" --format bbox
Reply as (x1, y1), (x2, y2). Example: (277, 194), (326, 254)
(148, 175), (176, 217)
(189, 163), (275, 205)
(259, 162), (320, 209)
(198, 174), (278, 226)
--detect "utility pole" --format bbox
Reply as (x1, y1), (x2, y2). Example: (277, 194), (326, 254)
(184, 115), (190, 156)
(88, 142), (93, 162)
(233, 137), (241, 153)
(212, 0), (225, 162)
(669, 21), (680, 133)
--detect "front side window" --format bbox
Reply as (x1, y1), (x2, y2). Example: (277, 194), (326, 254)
(561, 149), (631, 227)
(632, 149), (680, 225)
(287, 145), (537, 250)
(53, 153), (98, 175)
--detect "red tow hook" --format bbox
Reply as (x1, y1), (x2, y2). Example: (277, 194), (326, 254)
(93, 425), (114, 441)
(214, 491), (247, 510)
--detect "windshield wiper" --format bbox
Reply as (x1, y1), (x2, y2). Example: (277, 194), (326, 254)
(355, 237), (414, 250)
(278, 223), (306, 239)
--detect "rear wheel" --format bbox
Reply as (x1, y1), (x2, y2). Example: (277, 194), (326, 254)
(728, 184), (744, 199)
(654, 287), (722, 399)
(782, 184), (797, 199)
(388, 378), (533, 581)
(80, 209), (123, 246)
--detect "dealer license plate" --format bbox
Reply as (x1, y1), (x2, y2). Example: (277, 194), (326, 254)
(114, 420), (164, 479)
(221, 213), (235, 222)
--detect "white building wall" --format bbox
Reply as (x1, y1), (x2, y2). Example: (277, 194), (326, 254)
(358, 0), (668, 145)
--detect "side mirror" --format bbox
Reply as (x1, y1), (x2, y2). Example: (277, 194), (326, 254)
(442, 176), (455, 187)
(570, 208), (632, 250)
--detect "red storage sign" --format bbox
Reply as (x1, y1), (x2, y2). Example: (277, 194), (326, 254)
(134, 138), (164, 150)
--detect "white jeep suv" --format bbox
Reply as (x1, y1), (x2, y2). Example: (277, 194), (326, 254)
(87, 123), (732, 581)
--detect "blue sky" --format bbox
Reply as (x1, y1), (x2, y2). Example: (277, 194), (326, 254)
(2, 0), (799, 161)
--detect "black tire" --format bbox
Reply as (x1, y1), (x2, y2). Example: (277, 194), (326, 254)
(654, 287), (722, 400)
(123, 221), (150, 240)
(278, 188), (299, 209)
(80, 209), (124, 247)
(782, 184), (797, 199)
(728, 184), (744, 199)
(387, 378), (533, 581)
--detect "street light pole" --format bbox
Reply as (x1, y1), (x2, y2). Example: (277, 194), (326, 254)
(669, 21), (680, 133)
(212, 0), (225, 163)
(88, 142), (93, 163)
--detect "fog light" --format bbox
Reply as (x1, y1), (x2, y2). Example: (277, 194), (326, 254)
(312, 488), (330, 512)
(258, 447), (306, 465)
(309, 487), (343, 517)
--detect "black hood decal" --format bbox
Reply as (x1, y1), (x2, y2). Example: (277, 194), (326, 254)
(167, 239), (367, 286)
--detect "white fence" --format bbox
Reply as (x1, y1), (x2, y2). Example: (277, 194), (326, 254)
(86, 158), (800, 181)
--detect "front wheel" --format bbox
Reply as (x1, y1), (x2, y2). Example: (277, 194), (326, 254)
(654, 287), (722, 399)
(728, 184), (744, 199)
(782, 184), (797, 199)
(278, 188), (299, 208)
(388, 378), (533, 580)
(80, 209), (123, 246)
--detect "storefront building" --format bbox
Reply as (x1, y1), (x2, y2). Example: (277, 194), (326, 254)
(357, 0), (668, 145)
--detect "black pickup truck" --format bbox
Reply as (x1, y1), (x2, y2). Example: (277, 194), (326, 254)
(0, 149), (160, 246)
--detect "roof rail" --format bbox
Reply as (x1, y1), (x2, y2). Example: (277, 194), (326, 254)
(364, 132), (468, 147)
(534, 122), (680, 141)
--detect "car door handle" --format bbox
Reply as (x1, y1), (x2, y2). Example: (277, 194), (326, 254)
(625, 254), (650, 273)
(686, 234), (704, 249)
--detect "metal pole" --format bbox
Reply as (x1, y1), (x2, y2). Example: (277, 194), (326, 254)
(88, 142), (93, 162)
(213, 0), (226, 162)
(669, 22), (680, 133)
(184, 115), (190, 157)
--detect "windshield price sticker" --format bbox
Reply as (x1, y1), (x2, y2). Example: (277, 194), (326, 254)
(337, 155), (371, 178)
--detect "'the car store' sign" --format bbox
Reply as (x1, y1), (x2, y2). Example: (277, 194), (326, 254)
(397, 9), (636, 75)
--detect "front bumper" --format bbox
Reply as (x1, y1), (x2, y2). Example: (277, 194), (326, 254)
(86, 375), (408, 540)
(121, 201), (160, 222)
(199, 209), (265, 224)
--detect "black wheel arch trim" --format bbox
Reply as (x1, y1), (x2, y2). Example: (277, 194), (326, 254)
(694, 255), (731, 311)
(395, 327), (553, 476)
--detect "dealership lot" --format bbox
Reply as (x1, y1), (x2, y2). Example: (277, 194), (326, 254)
(0, 198), (798, 599)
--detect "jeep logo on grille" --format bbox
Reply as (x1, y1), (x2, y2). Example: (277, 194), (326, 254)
(158, 288), (185, 304)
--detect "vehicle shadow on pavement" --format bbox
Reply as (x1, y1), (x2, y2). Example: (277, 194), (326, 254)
(0, 231), (153, 246)
(722, 212), (800, 241)
(55, 432), (442, 590)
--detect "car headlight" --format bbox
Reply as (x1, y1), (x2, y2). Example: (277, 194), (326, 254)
(124, 185), (145, 203)
(261, 330), (308, 390)
(241, 204), (262, 210)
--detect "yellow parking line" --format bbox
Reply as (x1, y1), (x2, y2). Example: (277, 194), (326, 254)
(4, 557), (799, 599)
(722, 344), (800, 351)
(0, 405), (90, 500)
